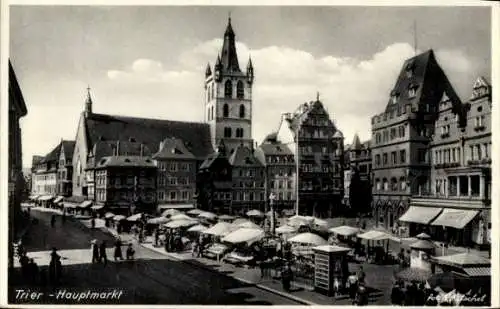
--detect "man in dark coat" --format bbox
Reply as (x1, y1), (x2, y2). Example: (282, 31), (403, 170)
(114, 238), (123, 261)
(91, 240), (100, 263)
(99, 241), (108, 266)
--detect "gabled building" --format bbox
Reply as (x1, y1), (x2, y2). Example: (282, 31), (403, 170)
(256, 134), (297, 214)
(229, 144), (266, 214)
(153, 137), (198, 211)
(370, 49), (466, 230)
(344, 134), (372, 216)
(275, 97), (344, 217)
(57, 140), (76, 196)
(197, 141), (233, 213)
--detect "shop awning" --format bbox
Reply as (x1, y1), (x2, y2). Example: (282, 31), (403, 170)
(398, 206), (443, 224)
(158, 204), (194, 210)
(430, 209), (479, 229)
(79, 201), (93, 208)
(462, 267), (490, 277)
(63, 203), (78, 208)
(91, 205), (104, 210)
(53, 196), (64, 204)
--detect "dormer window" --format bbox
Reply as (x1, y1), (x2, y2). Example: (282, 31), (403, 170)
(408, 85), (418, 98)
(405, 61), (415, 78)
(390, 90), (399, 104)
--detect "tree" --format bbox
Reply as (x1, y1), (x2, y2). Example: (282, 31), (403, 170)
(348, 166), (372, 217)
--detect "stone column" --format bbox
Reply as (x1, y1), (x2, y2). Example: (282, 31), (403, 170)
(468, 176), (472, 197)
(480, 176), (485, 199)
(456, 176), (460, 197)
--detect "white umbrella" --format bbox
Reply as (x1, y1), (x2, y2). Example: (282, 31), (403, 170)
(275, 225), (298, 234)
(288, 232), (328, 246)
(313, 218), (329, 227)
(246, 209), (265, 217)
(164, 219), (197, 229)
(170, 213), (192, 221)
(113, 215), (126, 221)
(222, 228), (265, 245)
(218, 214), (234, 221)
(187, 209), (203, 216)
(104, 212), (115, 219)
(236, 221), (261, 229)
(127, 213), (143, 221)
(232, 218), (252, 226)
(147, 216), (169, 225)
(203, 222), (235, 237)
(357, 230), (393, 241)
(288, 216), (311, 227)
(329, 225), (360, 237)
(199, 211), (218, 220)
(187, 224), (208, 233)
(162, 209), (181, 217)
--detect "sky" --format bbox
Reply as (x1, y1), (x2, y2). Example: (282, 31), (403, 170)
(9, 5), (491, 168)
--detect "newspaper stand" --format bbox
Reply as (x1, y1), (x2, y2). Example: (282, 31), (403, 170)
(312, 245), (351, 296)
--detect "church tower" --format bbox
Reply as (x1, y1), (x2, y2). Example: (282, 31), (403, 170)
(204, 17), (254, 154)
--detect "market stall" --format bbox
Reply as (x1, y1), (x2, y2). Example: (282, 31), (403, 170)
(313, 245), (351, 296)
(357, 230), (396, 264)
(222, 228), (265, 267)
(162, 208), (181, 217)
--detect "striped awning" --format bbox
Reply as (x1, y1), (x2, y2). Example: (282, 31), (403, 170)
(431, 209), (479, 229)
(462, 267), (490, 277)
(399, 206), (443, 224)
(79, 200), (93, 208)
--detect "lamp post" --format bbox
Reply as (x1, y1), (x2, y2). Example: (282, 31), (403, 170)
(269, 192), (276, 236)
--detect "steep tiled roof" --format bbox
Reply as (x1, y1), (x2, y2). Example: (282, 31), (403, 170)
(84, 113), (213, 160)
(385, 49), (462, 115)
(43, 143), (62, 163)
(61, 140), (76, 161)
(220, 17), (241, 73)
(228, 145), (264, 167)
(284, 100), (338, 137)
(95, 156), (156, 168)
(351, 134), (362, 150)
(153, 137), (196, 160)
(259, 141), (293, 156)
(9, 60), (27, 117)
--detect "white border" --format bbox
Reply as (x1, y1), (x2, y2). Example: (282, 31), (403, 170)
(1, 1), (499, 308)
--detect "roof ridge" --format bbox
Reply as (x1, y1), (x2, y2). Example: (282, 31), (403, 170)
(89, 112), (210, 126)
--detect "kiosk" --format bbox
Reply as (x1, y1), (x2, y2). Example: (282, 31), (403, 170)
(312, 245), (351, 296)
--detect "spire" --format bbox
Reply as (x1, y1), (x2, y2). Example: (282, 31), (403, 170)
(352, 133), (362, 150)
(85, 85), (93, 115)
(220, 16), (240, 72)
(205, 62), (212, 77)
(246, 56), (254, 83)
(316, 91), (320, 102)
(247, 56), (253, 70)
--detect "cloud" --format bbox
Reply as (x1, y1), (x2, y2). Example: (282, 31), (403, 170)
(104, 40), (475, 148)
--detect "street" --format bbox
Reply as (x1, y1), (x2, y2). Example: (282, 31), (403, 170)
(9, 210), (302, 305)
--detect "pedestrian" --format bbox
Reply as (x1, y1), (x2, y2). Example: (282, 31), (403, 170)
(347, 272), (358, 300)
(28, 258), (39, 285)
(126, 244), (135, 260)
(355, 283), (369, 306)
(357, 266), (366, 285)
(91, 240), (100, 263)
(391, 281), (402, 305)
(19, 253), (30, 281)
(39, 269), (47, 288)
(99, 241), (108, 266)
(114, 238), (123, 261)
(260, 260), (266, 279)
(281, 263), (293, 292)
(415, 283), (426, 306)
(191, 240), (198, 257)
(91, 217), (96, 229)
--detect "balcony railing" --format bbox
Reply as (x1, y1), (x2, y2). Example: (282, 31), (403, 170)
(467, 158), (491, 166)
(434, 162), (460, 168)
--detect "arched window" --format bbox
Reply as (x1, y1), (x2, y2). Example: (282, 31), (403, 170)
(400, 177), (407, 190)
(212, 84), (215, 100)
(239, 104), (245, 118)
(383, 178), (388, 191)
(207, 85), (211, 101)
(375, 179), (381, 191)
(211, 106), (214, 120)
(223, 104), (229, 117)
(224, 80), (232, 98)
(236, 81), (244, 99)
(236, 128), (244, 138)
(391, 177), (398, 191)
(207, 107), (211, 121)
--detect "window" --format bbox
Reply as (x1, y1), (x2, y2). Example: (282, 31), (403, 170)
(158, 191), (165, 201)
(169, 163), (177, 172)
(400, 177), (407, 190)
(236, 128), (244, 138)
(383, 178), (388, 191)
(383, 153), (388, 165)
(169, 177), (177, 185)
(391, 151), (397, 165)
(236, 81), (244, 99)
(169, 191), (177, 200)
(181, 191), (189, 200)
(375, 154), (380, 166)
(224, 127), (232, 138)
(390, 128), (396, 140)
(239, 104), (245, 118)
(399, 125), (406, 138)
(400, 150), (406, 164)
(376, 133), (381, 144)
(391, 178), (398, 191)
(211, 106), (215, 120)
(375, 179), (381, 190)
(418, 149), (427, 163)
(224, 80), (232, 98)
(391, 94), (399, 104)
(223, 104), (229, 117)
(477, 144), (482, 160)
(408, 87), (417, 98)
(212, 84), (215, 99)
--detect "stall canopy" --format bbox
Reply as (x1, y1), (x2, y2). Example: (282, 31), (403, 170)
(39, 195), (54, 201)
(432, 252), (490, 268)
(357, 230), (395, 241)
(147, 216), (169, 225)
(127, 213), (143, 221)
(430, 209), (479, 229)
(462, 267), (491, 277)
(399, 206), (443, 224)
(79, 200), (93, 208)
(246, 209), (265, 217)
(287, 215), (313, 227)
(222, 228), (265, 245)
(104, 212), (115, 219)
(53, 196), (64, 204)
(288, 232), (327, 246)
(329, 225), (360, 237)
(158, 204), (194, 210)
(198, 211), (218, 220)
(203, 222), (235, 237)
(164, 219), (197, 229)
(170, 214), (193, 221)
(187, 224), (208, 233)
(235, 221), (261, 230)
(162, 209), (181, 217)
(276, 225), (298, 234)
(187, 209), (203, 216)
(91, 205), (104, 210)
